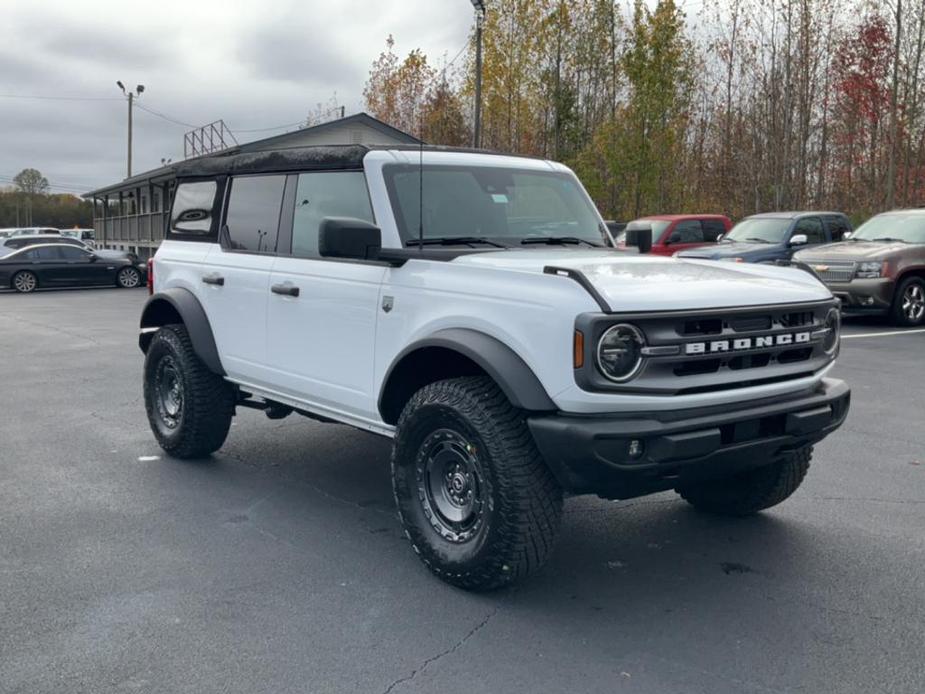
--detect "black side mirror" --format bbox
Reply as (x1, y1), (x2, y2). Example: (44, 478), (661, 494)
(318, 217), (382, 261)
(625, 225), (653, 254)
(88, 253), (99, 262)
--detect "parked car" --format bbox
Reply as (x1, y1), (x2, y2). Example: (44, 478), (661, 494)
(8, 227), (59, 237)
(137, 145), (849, 590)
(59, 228), (96, 246)
(0, 228), (17, 239)
(677, 212), (853, 263)
(0, 243), (145, 292)
(615, 214), (731, 256)
(1, 234), (138, 264)
(794, 208), (925, 326)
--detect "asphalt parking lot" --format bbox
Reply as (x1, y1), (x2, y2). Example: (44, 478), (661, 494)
(1, 287), (923, 694)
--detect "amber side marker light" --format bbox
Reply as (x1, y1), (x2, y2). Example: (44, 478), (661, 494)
(573, 330), (584, 368)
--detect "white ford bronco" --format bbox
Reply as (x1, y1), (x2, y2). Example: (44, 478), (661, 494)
(140, 145), (850, 590)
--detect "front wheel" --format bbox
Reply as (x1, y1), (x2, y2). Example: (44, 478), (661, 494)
(391, 377), (563, 591)
(143, 324), (234, 458)
(891, 276), (925, 326)
(676, 446), (812, 516)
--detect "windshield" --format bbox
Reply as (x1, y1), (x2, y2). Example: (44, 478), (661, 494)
(851, 213), (925, 243)
(383, 165), (608, 246)
(724, 217), (792, 243)
(613, 219), (671, 245)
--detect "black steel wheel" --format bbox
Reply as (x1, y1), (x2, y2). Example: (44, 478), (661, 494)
(12, 270), (37, 293)
(392, 376), (563, 591)
(117, 266), (141, 289)
(143, 324), (234, 458)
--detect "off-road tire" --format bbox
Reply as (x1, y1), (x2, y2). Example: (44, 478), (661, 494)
(143, 324), (234, 458)
(12, 270), (38, 293)
(391, 376), (563, 591)
(676, 446), (812, 516)
(890, 276), (925, 327)
(117, 266), (141, 289)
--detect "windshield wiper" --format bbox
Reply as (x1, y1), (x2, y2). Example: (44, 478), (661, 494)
(521, 236), (602, 247)
(870, 237), (906, 243)
(406, 236), (507, 248)
(743, 237), (772, 243)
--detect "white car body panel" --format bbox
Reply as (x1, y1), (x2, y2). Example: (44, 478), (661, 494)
(152, 149), (839, 430)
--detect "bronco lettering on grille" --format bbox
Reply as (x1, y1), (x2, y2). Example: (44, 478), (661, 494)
(684, 332), (812, 355)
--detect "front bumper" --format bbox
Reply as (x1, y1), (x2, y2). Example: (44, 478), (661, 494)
(528, 378), (850, 499)
(827, 278), (894, 311)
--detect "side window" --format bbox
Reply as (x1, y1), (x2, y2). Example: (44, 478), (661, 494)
(794, 217), (825, 244)
(826, 216), (852, 241)
(702, 219), (727, 242)
(670, 220), (704, 244)
(170, 181), (217, 235)
(223, 175), (286, 253)
(290, 171), (374, 258)
(58, 246), (91, 260)
(24, 247), (61, 261)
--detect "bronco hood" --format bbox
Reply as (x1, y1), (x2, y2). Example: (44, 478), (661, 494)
(451, 249), (831, 311)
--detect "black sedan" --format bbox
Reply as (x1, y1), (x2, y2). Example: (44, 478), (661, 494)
(0, 243), (146, 293)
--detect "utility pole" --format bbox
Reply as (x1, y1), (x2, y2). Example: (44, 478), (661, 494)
(116, 81), (145, 178)
(470, 0), (486, 149)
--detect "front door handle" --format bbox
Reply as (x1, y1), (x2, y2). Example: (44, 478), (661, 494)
(202, 274), (225, 286)
(271, 283), (300, 297)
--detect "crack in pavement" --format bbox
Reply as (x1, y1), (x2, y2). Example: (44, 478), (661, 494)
(381, 607), (499, 694)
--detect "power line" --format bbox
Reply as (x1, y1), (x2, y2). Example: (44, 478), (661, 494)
(134, 103), (201, 129)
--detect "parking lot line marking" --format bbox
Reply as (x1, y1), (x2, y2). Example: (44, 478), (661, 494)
(843, 328), (925, 339)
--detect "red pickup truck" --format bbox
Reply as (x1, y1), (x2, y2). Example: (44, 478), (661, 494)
(616, 214), (732, 256)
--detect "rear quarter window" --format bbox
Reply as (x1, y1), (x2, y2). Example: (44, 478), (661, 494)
(169, 180), (219, 238)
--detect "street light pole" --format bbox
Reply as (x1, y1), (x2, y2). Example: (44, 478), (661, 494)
(470, 0), (485, 149)
(117, 81), (145, 178)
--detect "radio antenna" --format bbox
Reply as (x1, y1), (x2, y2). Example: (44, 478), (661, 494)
(417, 133), (424, 252)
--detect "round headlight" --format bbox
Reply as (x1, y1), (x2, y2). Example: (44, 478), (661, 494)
(597, 324), (645, 382)
(823, 307), (840, 354)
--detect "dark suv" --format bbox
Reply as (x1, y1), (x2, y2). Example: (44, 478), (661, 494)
(677, 212), (852, 264)
(794, 209), (925, 326)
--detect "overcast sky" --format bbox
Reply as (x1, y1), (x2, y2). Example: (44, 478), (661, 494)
(0, 0), (474, 195)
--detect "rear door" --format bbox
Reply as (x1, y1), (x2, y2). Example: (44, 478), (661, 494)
(200, 174), (287, 386)
(20, 247), (65, 285)
(265, 169), (386, 421)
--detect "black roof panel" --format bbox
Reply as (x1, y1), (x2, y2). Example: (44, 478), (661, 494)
(174, 144), (370, 178)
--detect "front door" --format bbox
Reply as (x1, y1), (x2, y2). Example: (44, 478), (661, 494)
(56, 245), (114, 285)
(788, 216), (826, 258)
(265, 170), (385, 423)
(199, 174), (288, 386)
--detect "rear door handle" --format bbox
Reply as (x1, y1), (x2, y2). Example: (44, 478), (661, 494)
(202, 274), (225, 286)
(271, 283), (300, 297)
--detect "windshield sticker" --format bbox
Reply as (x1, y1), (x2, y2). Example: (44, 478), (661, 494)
(491, 193), (508, 203)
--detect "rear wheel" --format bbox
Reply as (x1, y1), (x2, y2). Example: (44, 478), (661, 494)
(117, 266), (141, 289)
(676, 446), (812, 516)
(143, 324), (234, 458)
(391, 376), (563, 591)
(12, 270), (37, 293)
(890, 276), (925, 326)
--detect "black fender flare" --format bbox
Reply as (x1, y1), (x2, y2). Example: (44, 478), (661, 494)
(139, 288), (225, 375)
(378, 328), (556, 422)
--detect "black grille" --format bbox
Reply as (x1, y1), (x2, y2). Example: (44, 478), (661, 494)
(575, 300), (838, 395)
